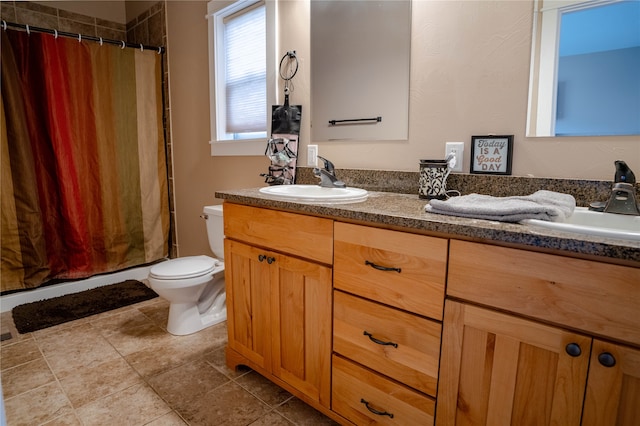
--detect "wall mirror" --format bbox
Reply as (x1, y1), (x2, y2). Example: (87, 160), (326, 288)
(526, 0), (640, 137)
(310, 0), (411, 142)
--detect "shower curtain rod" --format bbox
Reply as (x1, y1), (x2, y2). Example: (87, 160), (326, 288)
(1, 20), (164, 54)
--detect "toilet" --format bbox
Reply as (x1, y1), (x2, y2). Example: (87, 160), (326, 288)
(148, 205), (226, 335)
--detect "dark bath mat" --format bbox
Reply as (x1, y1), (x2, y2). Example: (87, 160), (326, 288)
(12, 280), (158, 334)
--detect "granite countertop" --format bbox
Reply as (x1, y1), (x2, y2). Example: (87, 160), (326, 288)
(215, 188), (640, 266)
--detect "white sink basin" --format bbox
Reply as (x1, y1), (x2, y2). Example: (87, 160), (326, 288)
(522, 207), (640, 241)
(259, 184), (368, 204)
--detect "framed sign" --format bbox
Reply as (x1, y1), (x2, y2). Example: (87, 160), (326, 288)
(470, 135), (513, 175)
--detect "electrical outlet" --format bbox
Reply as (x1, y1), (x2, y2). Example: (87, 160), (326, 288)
(307, 145), (318, 167)
(445, 142), (464, 172)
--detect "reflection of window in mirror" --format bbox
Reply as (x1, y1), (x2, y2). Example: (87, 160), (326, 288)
(527, 0), (640, 137)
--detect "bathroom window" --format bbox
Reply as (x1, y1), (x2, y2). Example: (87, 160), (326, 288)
(207, 0), (276, 156)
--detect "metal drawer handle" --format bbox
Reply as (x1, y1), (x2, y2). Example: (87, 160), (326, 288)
(364, 331), (398, 348)
(360, 398), (394, 418)
(365, 260), (401, 273)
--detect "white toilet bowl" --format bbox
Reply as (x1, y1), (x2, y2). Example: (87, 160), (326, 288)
(148, 256), (226, 335)
(148, 205), (226, 335)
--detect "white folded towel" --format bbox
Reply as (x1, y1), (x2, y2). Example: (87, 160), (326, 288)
(424, 190), (576, 223)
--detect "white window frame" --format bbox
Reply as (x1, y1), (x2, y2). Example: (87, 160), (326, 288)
(207, 0), (277, 156)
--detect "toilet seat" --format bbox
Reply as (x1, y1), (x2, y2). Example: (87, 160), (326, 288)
(149, 256), (222, 280)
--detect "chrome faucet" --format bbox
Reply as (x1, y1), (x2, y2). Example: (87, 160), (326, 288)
(314, 156), (346, 188)
(590, 160), (640, 215)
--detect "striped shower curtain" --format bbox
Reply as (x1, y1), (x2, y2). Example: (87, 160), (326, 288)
(1, 30), (169, 293)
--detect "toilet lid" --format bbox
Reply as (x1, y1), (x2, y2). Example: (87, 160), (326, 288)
(149, 256), (219, 280)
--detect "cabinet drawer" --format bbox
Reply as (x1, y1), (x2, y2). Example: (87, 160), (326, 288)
(334, 222), (447, 320)
(223, 203), (333, 264)
(448, 240), (640, 346)
(332, 355), (435, 425)
(333, 291), (441, 396)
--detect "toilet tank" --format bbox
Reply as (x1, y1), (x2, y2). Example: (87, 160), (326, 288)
(203, 205), (224, 260)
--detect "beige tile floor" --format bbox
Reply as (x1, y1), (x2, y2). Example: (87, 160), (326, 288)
(1, 296), (339, 425)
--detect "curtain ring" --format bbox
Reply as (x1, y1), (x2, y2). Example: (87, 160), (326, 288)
(157, 47), (162, 55)
(54, 29), (58, 39)
(78, 33), (82, 43)
(140, 43), (144, 52)
(99, 37), (103, 46)
(2, 20), (7, 31)
(121, 40), (125, 49)
(26, 24), (30, 35)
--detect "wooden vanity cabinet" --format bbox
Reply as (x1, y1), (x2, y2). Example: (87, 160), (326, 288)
(223, 203), (333, 409)
(438, 240), (640, 426)
(582, 340), (640, 425)
(333, 291), (442, 396)
(332, 222), (447, 425)
(222, 202), (639, 425)
(332, 355), (436, 425)
(334, 222), (448, 320)
(438, 301), (591, 425)
(224, 239), (272, 370)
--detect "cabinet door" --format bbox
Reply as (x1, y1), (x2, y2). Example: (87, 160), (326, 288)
(271, 253), (332, 408)
(225, 239), (272, 370)
(583, 340), (640, 426)
(437, 301), (591, 426)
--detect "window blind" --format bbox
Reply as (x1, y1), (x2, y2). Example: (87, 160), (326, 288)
(224, 3), (266, 134)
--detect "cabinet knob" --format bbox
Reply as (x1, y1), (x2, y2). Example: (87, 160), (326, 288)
(360, 399), (394, 418)
(258, 254), (275, 264)
(258, 254), (276, 265)
(565, 343), (582, 357)
(598, 352), (616, 368)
